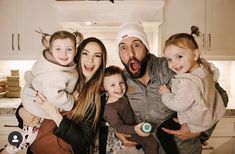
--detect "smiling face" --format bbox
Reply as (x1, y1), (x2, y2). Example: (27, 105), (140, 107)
(81, 42), (102, 81)
(50, 38), (76, 66)
(118, 37), (149, 78)
(164, 45), (199, 74)
(103, 74), (126, 102)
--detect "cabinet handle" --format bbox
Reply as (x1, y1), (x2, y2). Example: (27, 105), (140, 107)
(18, 33), (21, 50)
(208, 34), (211, 51)
(11, 34), (14, 51)
(4, 124), (18, 127)
(202, 33), (205, 50)
(203, 146), (214, 150)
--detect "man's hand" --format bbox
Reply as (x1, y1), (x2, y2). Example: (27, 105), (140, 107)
(115, 132), (138, 147)
(161, 118), (201, 140)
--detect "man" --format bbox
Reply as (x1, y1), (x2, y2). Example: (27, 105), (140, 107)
(115, 23), (228, 154)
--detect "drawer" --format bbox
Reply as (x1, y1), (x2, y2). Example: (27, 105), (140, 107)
(212, 117), (235, 137)
(202, 137), (235, 154)
(0, 115), (20, 135)
(0, 115), (26, 153)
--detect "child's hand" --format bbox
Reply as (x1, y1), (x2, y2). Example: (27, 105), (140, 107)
(72, 90), (80, 101)
(134, 122), (150, 137)
(159, 84), (171, 94)
(201, 140), (208, 146)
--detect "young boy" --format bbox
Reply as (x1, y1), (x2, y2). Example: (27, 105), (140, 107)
(103, 65), (158, 154)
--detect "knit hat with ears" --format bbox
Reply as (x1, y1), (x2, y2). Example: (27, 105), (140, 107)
(116, 23), (150, 51)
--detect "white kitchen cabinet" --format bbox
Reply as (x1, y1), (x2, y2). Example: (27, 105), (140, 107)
(202, 116), (235, 154)
(0, 115), (26, 153)
(205, 0), (235, 59)
(0, 0), (17, 59)
(0, 0), (58, 60)
(202, 137), (235, 154)
(161, 0), (235, 60)
(161, 0), (204, 52)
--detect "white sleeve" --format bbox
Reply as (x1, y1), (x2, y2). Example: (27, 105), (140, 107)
(162, 79), (197, 112)
(42, 78), (74, 111)
(209, 62), (220, 81)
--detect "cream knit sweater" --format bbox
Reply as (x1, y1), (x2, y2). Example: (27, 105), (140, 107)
(22, 51), (78, 119)
(162, 65), (226, 133)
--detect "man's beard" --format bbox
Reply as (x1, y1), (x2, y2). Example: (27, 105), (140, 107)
(122, 54), (150, 79)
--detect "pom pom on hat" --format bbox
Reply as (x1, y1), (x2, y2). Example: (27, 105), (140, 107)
(116, 23), (150, 51)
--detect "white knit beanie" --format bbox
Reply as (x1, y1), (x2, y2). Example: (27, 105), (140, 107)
(116, 23), (150, 51)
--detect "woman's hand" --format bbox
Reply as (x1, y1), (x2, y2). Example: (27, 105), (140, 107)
(115, 132), (138, 147)
(18, 107), (40, 127)
(35, 92), (63, 126)
(161, 118), (201, 140)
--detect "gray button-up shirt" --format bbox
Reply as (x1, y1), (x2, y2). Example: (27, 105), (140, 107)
(124, 54), (202, 154)
(125, 54), (175, 126)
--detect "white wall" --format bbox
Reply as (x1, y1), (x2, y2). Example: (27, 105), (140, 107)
(59, 22), (161, 68)
(211, 61), (235, 109)
(0, 60), (35, 87)
(0, 60), (234, 108)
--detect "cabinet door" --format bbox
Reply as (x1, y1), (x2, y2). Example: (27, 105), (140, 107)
(0, 115), (20, 147)
(161, 0), (205, 55)
(0, 0), (58, 60)
(203, 0), (235, 59)
(162, 0), (235, 60)
(0, 115), (27, 153)
(202, 117), (235, 154)
(17, 0), (58, 59)
(202, 137), (235, 154)
(0, 0), (18, 59)
(211, 117), (235, 137)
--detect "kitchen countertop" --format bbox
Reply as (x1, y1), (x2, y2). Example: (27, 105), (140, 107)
(223, 109), (235, 117)
(0, 97), (234, 117)
(0, 98), (21, 108)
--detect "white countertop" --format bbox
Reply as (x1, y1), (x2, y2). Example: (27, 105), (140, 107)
(0, 98), (21, 108)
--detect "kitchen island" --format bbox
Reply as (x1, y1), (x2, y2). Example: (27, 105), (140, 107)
(0, 98), (235, 153)
(0, 98), (26, 153)
(202, 109), (235, 154)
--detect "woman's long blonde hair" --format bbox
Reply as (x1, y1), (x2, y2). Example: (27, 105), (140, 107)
(71, 37), (107, 127)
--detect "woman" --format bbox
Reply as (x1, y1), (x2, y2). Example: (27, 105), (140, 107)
(2, 37), (107, 154)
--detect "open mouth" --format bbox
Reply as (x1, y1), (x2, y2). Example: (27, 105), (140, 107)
(84, 65), (95, 71)
(115, 90), (124, 95)
(60, 58), (69, 61)
(174, 66), (183, 72)
(128, 60), (140, 73)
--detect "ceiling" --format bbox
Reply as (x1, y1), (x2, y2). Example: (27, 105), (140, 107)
(54, 0), (165, 23)
(56, 0), (159, 1)
(59, 21), (161, 33)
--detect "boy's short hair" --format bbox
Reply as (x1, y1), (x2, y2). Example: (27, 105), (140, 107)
(104, 65), (124, 77)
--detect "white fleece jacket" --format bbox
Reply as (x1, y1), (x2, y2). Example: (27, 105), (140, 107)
(22, 52), (78, 119)
(162, 65), (226, 133)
